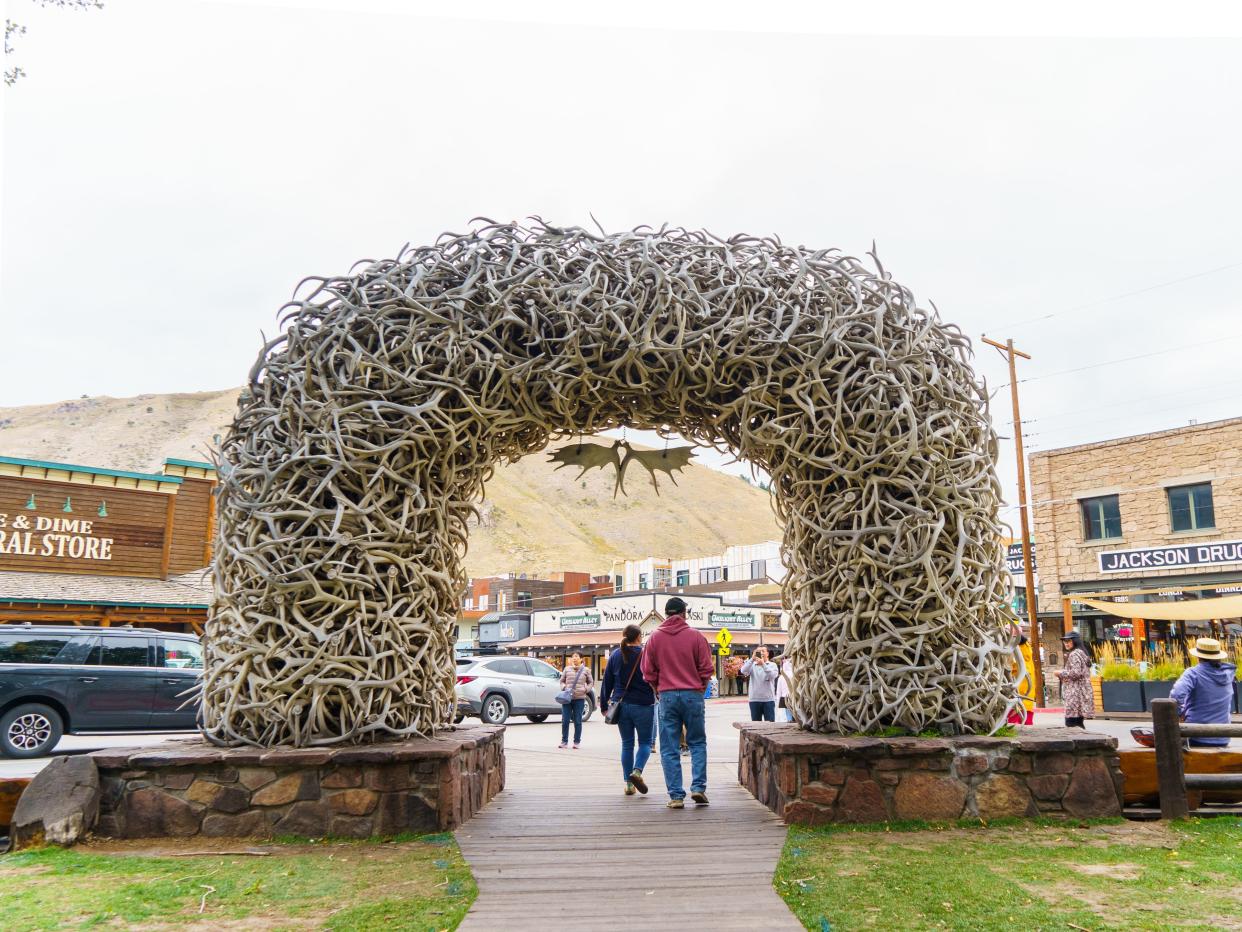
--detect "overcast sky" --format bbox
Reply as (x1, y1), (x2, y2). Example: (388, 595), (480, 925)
(3, 1), (1242, 520)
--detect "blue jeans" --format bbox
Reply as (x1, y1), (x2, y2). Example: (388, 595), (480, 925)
(618, 702), (655, 781)
(750, 700), (776, 722)
(561, 698), (585, 743)
(657, 690), (707, 799)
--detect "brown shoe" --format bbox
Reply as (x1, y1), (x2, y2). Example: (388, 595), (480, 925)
(666, 798), (685, 809)
(629, 770), (648, 795)
(691, 791), (709, 807)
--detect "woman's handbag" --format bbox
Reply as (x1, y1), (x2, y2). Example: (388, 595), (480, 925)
(555, 666), (585, 705)
(604, 651), (642, 725)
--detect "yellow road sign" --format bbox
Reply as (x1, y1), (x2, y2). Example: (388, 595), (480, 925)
(715, 628), (732, 649)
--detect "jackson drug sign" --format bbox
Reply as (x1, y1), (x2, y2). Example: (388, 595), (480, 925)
(1098, 539), (1242, 573)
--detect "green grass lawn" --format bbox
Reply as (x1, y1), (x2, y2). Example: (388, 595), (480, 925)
(0, 831), (476, 931)
(775, 817), (1242, 931)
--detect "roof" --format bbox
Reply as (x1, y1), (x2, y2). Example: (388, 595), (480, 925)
(164, 458), (216, 472)
(1030, 414), (1242, 459)
(0, 454), (182, 486)
(0, 568), (211, 609)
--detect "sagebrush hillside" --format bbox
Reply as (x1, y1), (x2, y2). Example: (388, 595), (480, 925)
(0, 389), (781, 577)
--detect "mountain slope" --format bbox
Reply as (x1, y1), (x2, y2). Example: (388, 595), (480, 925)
(0, 390), (781, 577)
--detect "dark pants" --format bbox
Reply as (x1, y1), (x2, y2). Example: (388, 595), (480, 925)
(1065, 716), (1085, 729)
(750, 700), (776, 722)
(561, 698), (585, 743)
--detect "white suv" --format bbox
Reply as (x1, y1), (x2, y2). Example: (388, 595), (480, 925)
(455, 656), (596, 726)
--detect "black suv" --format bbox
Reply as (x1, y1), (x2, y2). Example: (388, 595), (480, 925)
(0, 624), (202, 758)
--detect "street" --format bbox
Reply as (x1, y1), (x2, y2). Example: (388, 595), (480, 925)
(0, 704), (1175, 782)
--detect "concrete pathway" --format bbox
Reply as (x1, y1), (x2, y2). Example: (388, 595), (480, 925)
(456, 728), (801, 931)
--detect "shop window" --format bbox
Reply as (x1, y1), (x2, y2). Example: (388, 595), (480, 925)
(638, 574), (648, 590)
(1167, 483), (1214, 532)
(675, 569), (690, 587)
(700, 566), (723, 584)
(654, 567), (671, 588)
(1080, 495), (1121, 541)
(750, 559), (767, 580)
(614, 575), (623, 592)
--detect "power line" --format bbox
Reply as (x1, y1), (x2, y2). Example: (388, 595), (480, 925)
(1013, 377), (1242, 426)
(991, 259), (1242, 333)
(1018, 333), (1242, 384)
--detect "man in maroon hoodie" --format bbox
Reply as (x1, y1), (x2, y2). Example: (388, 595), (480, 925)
(641, 597), (714, 808)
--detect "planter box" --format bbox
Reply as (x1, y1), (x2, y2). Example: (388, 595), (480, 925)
(1141, 680), (1175, 710)
(1101, 680), (1144, 712)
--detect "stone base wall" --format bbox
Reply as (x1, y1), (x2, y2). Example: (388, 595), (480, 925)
(738, 724), (1122, 824)
(90, 726), (504, 839)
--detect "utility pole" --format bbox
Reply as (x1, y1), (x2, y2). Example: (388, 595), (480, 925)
(982, 336), (1045, 710)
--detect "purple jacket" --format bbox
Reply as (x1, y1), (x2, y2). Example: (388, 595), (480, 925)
(1169, 662), (1237, 747)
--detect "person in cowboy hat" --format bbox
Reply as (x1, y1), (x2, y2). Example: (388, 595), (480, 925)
(1055, 631), (1094, 728)
(1170, 637), (1237, 748)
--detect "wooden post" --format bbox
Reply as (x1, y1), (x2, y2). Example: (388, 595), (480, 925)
(1131, 618), (1145, 662)
(202, 480), (218, 568)
(982, 336), (1044, 707)
(159, 493), (177, 580)
(1062, 597), (1074, 635)
(1152, 698), (1188, 819)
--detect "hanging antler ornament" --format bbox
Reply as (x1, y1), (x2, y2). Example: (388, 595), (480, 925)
(202, 219), (1019, 749)
(548, 440), (696, 496)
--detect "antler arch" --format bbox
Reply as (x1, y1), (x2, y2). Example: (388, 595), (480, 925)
(203, 220), (1017, 747)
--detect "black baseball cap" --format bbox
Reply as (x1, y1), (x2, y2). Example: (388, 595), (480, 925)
(665, 597), (687, 615)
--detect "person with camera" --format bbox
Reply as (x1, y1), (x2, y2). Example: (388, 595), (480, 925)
(741, 646), (779, 722)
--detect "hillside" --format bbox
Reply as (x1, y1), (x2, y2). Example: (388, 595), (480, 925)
(0, 389), (781, 578)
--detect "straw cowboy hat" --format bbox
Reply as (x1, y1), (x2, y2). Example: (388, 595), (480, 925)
(1188, 637), (1229, 661)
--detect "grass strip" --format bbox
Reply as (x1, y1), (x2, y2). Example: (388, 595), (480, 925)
(774, 816), (1242, 931)
(0, 830), (476, 931)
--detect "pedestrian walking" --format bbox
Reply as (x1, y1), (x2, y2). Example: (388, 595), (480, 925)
(1055, 632), (1094, 728)
(741, 646), (778, 721)
(641, 596), (713, 809)
(600, 624), (657, 795)
(1170, 637), (1237, 747)
(1007, 626), (1036, 726)
(775, 654), (794, 723)
(557, 652), (593, 749)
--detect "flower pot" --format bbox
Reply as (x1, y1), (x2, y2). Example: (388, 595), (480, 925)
(1101, 680), (1144, 712)
(1141, 680), (1176, 710)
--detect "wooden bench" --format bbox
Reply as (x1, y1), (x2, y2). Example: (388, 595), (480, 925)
(1151, 698), (1242, 819)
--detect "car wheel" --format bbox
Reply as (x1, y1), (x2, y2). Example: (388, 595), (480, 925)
(526, 714), (549, 723)
(454, 713), (466, 724)
(581, 698), (595, 723)
(481, 694), (510, 725)
(1, 703), (63, 759)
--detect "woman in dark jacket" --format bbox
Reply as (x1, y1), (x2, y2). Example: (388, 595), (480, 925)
(601, 624), (657, 795)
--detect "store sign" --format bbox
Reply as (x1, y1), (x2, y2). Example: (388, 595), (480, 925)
(761, 612), (782, 631)
(708, 610), (757, 629)
(1098, 539), (1242, 573)
(558, 611), (602, 630)
(1006, 542), (1036, 574)
(0, 514), (114, 561)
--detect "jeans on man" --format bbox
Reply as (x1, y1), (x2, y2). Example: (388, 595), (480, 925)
(657, 689), (707, 799)
(561, 698), (585, 743)
(618, 702), (655, 781)
(749, 700), (776, 722)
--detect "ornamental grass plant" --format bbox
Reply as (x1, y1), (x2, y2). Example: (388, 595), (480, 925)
(1095, 641), (1140, 681)
(1144, 643), (1190, 682)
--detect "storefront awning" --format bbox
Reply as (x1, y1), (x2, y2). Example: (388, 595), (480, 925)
(509, 629), (788, 650)
(1075, 594), (1242, 621)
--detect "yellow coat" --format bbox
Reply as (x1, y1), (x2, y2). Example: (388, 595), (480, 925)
(1014, 639), (1036, 712)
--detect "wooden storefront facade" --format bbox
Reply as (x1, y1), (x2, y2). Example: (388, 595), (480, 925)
(0, 455), (215, 634)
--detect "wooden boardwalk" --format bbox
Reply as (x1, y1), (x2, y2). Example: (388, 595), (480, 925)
(456, 738), (800, 931)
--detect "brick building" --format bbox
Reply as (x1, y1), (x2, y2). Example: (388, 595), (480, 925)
(1029, 416), (1242, 664)
(456, 571), (611, 652)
